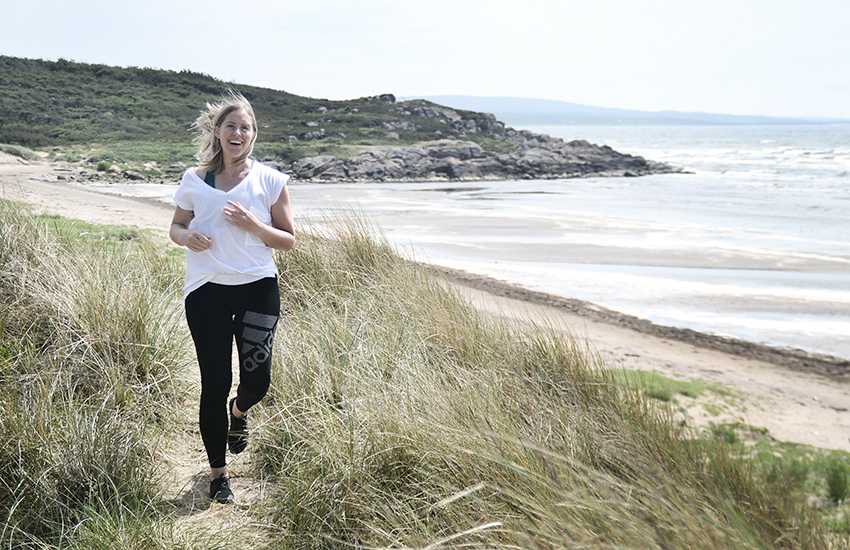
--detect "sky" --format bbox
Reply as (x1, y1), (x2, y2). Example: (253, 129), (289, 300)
(2, 0), (849, 119)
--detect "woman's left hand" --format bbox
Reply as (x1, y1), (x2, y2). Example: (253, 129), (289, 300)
(223, 190), (295, 251)
(223, 200), (261, 234)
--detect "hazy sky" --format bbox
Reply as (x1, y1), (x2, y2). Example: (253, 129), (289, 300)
(3, 0), (849, 118)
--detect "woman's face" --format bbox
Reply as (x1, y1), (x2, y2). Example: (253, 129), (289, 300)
(215, 109), (255, 162)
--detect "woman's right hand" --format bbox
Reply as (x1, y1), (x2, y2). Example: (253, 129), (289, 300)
(170, 206), (211, 251)
(184, 230), (212, 252)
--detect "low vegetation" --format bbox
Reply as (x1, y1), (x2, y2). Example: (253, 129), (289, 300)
(0, 203), (845, 549)
(0, 143), (40, 161)
(607, 367), (737, 402)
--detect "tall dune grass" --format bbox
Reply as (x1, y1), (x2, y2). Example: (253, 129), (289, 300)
(254, 217), (827, 549)
(0, 203), (188, 547)
(0, 203), (830, 549)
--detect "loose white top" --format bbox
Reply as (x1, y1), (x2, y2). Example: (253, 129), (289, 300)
(173, 161), (289, 299)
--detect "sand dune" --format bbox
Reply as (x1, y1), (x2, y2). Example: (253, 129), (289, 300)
(2, 158), (847, 452)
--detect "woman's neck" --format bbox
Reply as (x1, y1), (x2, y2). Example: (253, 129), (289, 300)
(220, 157), (250, 175)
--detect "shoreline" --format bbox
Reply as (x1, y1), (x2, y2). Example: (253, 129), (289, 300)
(429, 264), (850, 382)
(6, 165), (849, 382)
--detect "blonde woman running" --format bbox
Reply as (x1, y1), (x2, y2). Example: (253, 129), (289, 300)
(170, 92), (295, 504)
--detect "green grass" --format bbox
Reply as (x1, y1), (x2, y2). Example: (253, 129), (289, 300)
(610, 367), (850, 541)
(28, 211), (142, 244)
(701, 427), (850, 542)
(0, 203), (838, 549)
(826, 455), (850, 503)
(607, 367), (734, 401)
(47, 141), (196, 170)
(246, 220), (830, 549)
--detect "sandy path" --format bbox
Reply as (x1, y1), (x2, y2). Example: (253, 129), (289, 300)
(2, 158), (848, 453)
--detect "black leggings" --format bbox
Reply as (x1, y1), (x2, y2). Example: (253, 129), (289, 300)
(185, 277), (280, 469)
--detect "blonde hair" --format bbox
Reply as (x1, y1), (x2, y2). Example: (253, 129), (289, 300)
(191, 91), (258, 174)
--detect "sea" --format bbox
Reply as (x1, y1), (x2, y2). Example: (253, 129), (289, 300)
(292, 124), (850, 360)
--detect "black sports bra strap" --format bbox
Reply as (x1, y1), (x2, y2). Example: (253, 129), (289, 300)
(204, 171), (215, 188)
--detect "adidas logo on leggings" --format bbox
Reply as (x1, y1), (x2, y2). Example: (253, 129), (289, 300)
(241, 311), (278, 372)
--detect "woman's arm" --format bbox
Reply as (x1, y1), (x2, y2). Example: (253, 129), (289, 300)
(170, 206), (212, 251)
(223, 186), (296, 251)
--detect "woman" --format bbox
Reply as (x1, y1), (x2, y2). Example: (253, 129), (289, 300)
(170, 92), (295, 504)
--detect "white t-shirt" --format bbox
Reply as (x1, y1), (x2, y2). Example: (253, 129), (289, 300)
(173, 161), (289, 299)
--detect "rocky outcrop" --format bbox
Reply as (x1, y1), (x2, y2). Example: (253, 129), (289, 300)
(277, 97), (680, 182)
(386, 102), (506, 139)
(289, 132), (680, 183)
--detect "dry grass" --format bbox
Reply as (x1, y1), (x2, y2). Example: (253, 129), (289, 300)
(0, 204), (831, 549)
(0, 203), (190, 548)
(250, 218), (828, 549)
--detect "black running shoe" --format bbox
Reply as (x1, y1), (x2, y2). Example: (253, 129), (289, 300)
(228, 397), (248, 454)
(209, 474), (234, 504)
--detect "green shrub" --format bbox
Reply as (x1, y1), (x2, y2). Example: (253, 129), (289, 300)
(826, 455), (850, 503)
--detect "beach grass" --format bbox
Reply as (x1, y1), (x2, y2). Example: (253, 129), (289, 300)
(0, 143), (40, 162)
(0, 202), (841, 548)
(251, 217), (831, 549)
(0, 201), (189, 547)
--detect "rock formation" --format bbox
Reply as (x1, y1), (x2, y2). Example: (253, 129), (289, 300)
(281, 96), (680, 181)
(288, 132), (679, 183)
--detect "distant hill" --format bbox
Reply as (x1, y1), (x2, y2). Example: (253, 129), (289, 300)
(412, 95), (848, 126)
(0, 56), (505, 162)
(0, 56), (679, 181)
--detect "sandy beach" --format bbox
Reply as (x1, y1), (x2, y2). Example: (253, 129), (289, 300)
(2, 155), (848, 452)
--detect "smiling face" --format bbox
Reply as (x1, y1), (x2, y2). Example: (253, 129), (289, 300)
(214, 109), (256, 165)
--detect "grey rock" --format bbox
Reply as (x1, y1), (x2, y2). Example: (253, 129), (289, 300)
(423, 140), (485, 160)
(287, 130), (680, 183)
(360, 94), (396, 103)
(291, 156), (344, 179)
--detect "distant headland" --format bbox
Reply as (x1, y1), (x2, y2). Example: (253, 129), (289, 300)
(0, 56), (680, 182)
(413, 95), (850, 127)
